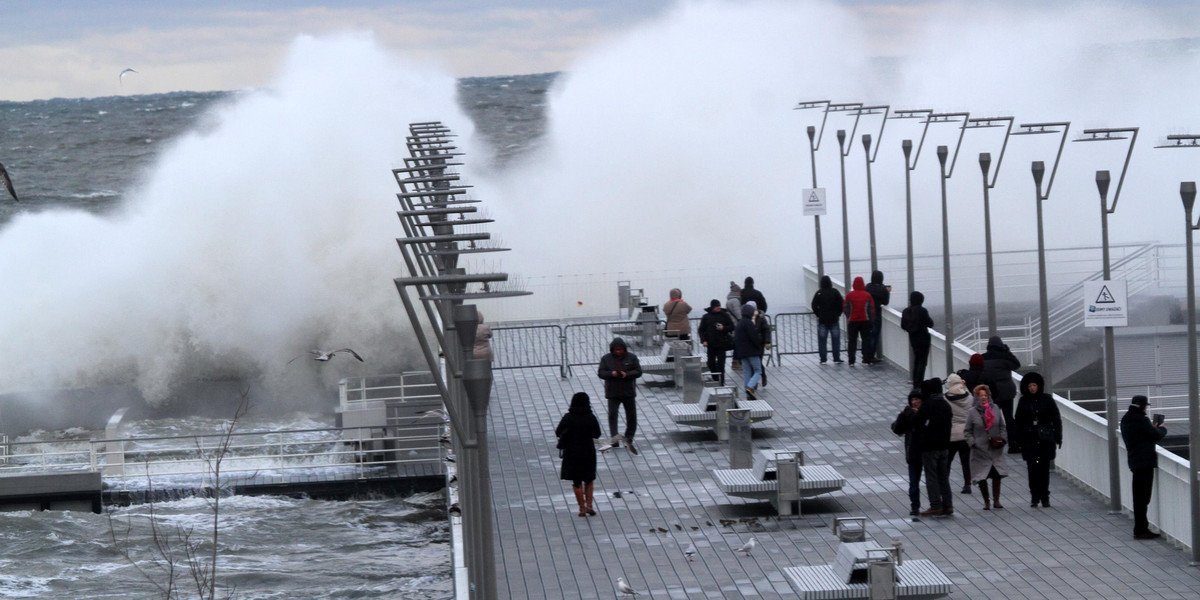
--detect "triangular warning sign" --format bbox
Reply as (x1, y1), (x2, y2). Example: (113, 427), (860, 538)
(807, 192), (821, 204)
(1095, 285), (1116, 304)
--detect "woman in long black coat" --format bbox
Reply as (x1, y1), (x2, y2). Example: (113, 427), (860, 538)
(556, 392), (602, 516)
(982, 336), (1022, 453)
(1013, 372), (1062, 508)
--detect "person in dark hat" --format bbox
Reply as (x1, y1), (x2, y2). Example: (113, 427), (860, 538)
(982, 335), (1021, 453)
(1014, 371), (1060, 507)
(1121, 395), (1167, 539)
(810, 275), (845, 364)
(915, 378), (954, 517)
(556, 392), (602, 516)
(698, 298), (736, 384)
(597, 337), (642, 455)
(891, 389), (926, 516)
(900, 291), (933, 386)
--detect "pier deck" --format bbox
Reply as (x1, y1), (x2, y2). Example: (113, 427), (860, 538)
(489, 357), (1200, 599)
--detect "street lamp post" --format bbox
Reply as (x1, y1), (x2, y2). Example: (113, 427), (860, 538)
(838, 129), (852, 288)
(856, 105), (890, 273)
(925, 112), (969, 374)
(1182, 181), (1200, 565)
(1013, 122), (1071, 391)
(967, 116), (1016, 338)
(797, 100), (833, 280)
(1075, 126), (1138, 514)
(889, 109), (935, 299)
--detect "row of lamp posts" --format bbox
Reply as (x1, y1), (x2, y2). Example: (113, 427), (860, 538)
(391, 121), (529, 599)
(796, 99), (1200, 561)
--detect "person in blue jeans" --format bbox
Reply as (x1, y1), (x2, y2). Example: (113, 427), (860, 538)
(810, 275), (844, 364)
(732, 304), (764, 399)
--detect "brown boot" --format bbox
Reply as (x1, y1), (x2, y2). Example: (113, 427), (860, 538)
(573, 485), (586, 516)
(992, 479), (1004, 509)
(979, 482), (990, 510)
(584, 482), (597, 516)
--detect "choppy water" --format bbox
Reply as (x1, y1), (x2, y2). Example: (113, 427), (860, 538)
(0, 72), (552, 599)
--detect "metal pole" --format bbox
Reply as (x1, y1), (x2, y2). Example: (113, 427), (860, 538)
(1096, 170), (1121, 513)
(980, 153), (997, 338)
(1182, 181), (1200, 565)
(838, 129), (851, 288)
(808, 125), (824, 280)
(863, 133), (878, 273)
(903, 140), (915, 300)
(937, 145), (954, 374)
(1032, 161), (1053, 390)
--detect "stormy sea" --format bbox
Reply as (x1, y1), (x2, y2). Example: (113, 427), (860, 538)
(0, 71), (553, 600)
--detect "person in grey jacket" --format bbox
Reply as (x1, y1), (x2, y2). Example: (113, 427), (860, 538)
(1121, 395), (1167, 539)
(964, 384), (1009, 510)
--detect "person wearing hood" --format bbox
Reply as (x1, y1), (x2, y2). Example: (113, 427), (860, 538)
(915, 378), (954, 517)
(556, 392), (602, 516)
(1014, 371), (1061, 507)
(726, 282), (743, 370)
(810, 275), (845, 364)
(891, 389), (926, 516)
(864, 270), (891, 364)
(982, 335), (1022, 453)
(964, 384), (1009, 510)
(842, 276), (876, 366)
(944, 374), (975, 494)
(739, 276), (767, 314)
(732, 303), (764, 399)
(662, 288), (693, 340)
(746, 301), (772, 388)
(900, 291), (934, 387)
(698, 299), (736, 384)
(958, 353), (995, 397)
(597, 337), (643, 454)
(1121, 395), (1167, 539)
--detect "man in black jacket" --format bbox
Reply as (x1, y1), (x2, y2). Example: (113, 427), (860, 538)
(698, 299), (736, 384)
(863, 270), (890, 364)
(915, 378), (954, 517)
(1121, 395), (1167, 539)
(597, 337), (643, 455)
(739, 276), (767, 314)
(810, 275), (844, 364)
(900, 291), (933, 387)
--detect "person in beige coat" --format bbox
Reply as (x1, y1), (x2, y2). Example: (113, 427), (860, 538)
(944, 374), (974, 494)
(964, 384), (1009, 510)
(663, 288), (693, 340)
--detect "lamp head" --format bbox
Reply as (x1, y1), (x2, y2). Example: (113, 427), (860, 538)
(1095, 170), (1111, 199)
(979, 152), (991, 174)
(1183, 181), (1197, 214)
(862, 133), (871, 151)
(1031, 161), (1045, 187)
(902, 139), (912, 158)
(936, 145), (948, 166)
(807, 125), (815, 141)
(837, 129), (846, 145)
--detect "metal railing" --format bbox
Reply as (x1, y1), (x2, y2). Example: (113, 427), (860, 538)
(772, 312), (821, 363)
(0, 424), (444, 491)
(490, 323), (566, 376)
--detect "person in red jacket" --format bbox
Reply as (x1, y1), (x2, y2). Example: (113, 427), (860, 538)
(842, 276), (876, 366)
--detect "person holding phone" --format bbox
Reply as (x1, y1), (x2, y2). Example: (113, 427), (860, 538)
(1121, 395), (1167, 539)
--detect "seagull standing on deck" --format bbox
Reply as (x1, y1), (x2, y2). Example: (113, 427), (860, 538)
(684, 543), (697, 561)
(288, 348), (364, 364)
(734, 536), (757, 556)
(0, 161), (17, 202)
(616, 577), (639, 596)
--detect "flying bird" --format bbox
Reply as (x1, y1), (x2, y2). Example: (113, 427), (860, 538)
(684, 543), (697, 561)
(734, 536), (758, 556)
(287, 348), (364, 364)
(119, 68), (138, 85)
(0, 161), (17, 202)
(616, 577), (639, 596)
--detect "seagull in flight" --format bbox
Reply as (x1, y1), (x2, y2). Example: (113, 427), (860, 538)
(119, 68), (138, 85)
(616, 577), (639, 596)
(734, 536), (757, 556)
(0, 161), (17, 202)
(288, 348), (364, 364)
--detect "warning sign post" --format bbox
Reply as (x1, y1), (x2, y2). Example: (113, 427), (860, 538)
(802, 188), (826, 216)
(1083, 280), (1128, 327)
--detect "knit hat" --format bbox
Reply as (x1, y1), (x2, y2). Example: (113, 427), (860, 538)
(710, 299), (721, 308)
(729, 281), (741, 293)
(920, 378), (943, 396)
(745, 300), (757, 310)
(1131, 395), (1150, 409)
(969, 353), (985, 368)
(741, 304), (756, 319)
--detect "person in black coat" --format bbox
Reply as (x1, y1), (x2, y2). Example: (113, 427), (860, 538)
(982, 335), (1021, 453)
(891, 389), (925, 516)
(810, 275), (844, 364)
(1121, 395), (1167, 539)
(864, 270), (890, 364)
(1014, 371), (1061, 508)
(739, 276), (767, 314)
(698, 299), (736, 384)
(900, 291), (933, 388)
(914, 378), (954, 516)
(597, 337), (642, 453)
(556, 392), (602, 516)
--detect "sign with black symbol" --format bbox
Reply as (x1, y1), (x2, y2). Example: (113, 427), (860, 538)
(802, 188), (826, 216)
(1083, 280), (1127, 327)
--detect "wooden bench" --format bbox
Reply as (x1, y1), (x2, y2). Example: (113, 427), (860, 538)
(711, 449), (844, 513)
